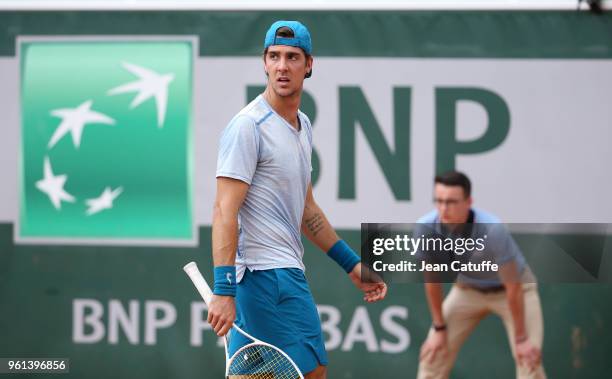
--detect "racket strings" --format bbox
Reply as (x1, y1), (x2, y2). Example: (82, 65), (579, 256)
(228, 344), (301, 379)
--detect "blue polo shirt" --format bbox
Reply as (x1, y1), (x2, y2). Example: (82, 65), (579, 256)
(417, 208), (527, 288)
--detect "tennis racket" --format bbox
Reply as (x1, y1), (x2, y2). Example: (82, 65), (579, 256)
(183, 262), (304, 379)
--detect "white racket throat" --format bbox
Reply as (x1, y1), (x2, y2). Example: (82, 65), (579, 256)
(183, 262), (304, 379)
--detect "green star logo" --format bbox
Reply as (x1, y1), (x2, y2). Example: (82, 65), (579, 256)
(17, 37), (196, 245)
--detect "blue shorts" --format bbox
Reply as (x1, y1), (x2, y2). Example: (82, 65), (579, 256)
(229, 268), (328, 374)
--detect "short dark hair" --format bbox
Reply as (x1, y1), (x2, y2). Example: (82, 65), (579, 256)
(263, 26), (312, 78)
(434, 171), (471, 198)
(275, 26), (294, 38)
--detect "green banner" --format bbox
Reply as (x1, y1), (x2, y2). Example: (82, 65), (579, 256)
(18, 38), (194, 244)
(1, 225), (612, 378)
(0, 11), (611, 57)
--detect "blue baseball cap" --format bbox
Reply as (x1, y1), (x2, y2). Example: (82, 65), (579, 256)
(264, 20), (312, 55)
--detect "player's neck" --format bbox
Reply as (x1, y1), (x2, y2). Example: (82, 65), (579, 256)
(263, 88), (301, 130)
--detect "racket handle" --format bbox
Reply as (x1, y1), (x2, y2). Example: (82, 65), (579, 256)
(183, 261), (213, 305)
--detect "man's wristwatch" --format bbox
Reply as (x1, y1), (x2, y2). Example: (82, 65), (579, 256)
(433, 323), (447, 332)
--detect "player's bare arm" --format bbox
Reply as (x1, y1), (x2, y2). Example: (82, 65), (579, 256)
(500, 262), (541, 371)
(301, 184), (340, 251)
(301, 184), (387, 303)
(209, 176), (249, 336)
(420, 282), (448, 363)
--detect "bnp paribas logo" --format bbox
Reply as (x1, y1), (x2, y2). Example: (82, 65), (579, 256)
(17, 37), (197, 246)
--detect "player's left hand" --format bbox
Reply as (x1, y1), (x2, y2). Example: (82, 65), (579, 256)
(349, 262), (388, 302)
(515, 338), (541, 372)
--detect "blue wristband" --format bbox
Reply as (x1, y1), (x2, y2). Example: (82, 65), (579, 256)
(327, 240), (361, 273)
(213, 266), (237, 297)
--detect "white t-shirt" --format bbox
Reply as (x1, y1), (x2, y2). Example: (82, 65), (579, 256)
(216, 95), (313, 282)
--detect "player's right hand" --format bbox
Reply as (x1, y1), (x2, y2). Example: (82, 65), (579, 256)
(419, 330), (448, 364)
(207, 295), (236, 336)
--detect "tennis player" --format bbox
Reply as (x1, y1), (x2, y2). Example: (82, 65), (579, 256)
(207, 20), (387, 378)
